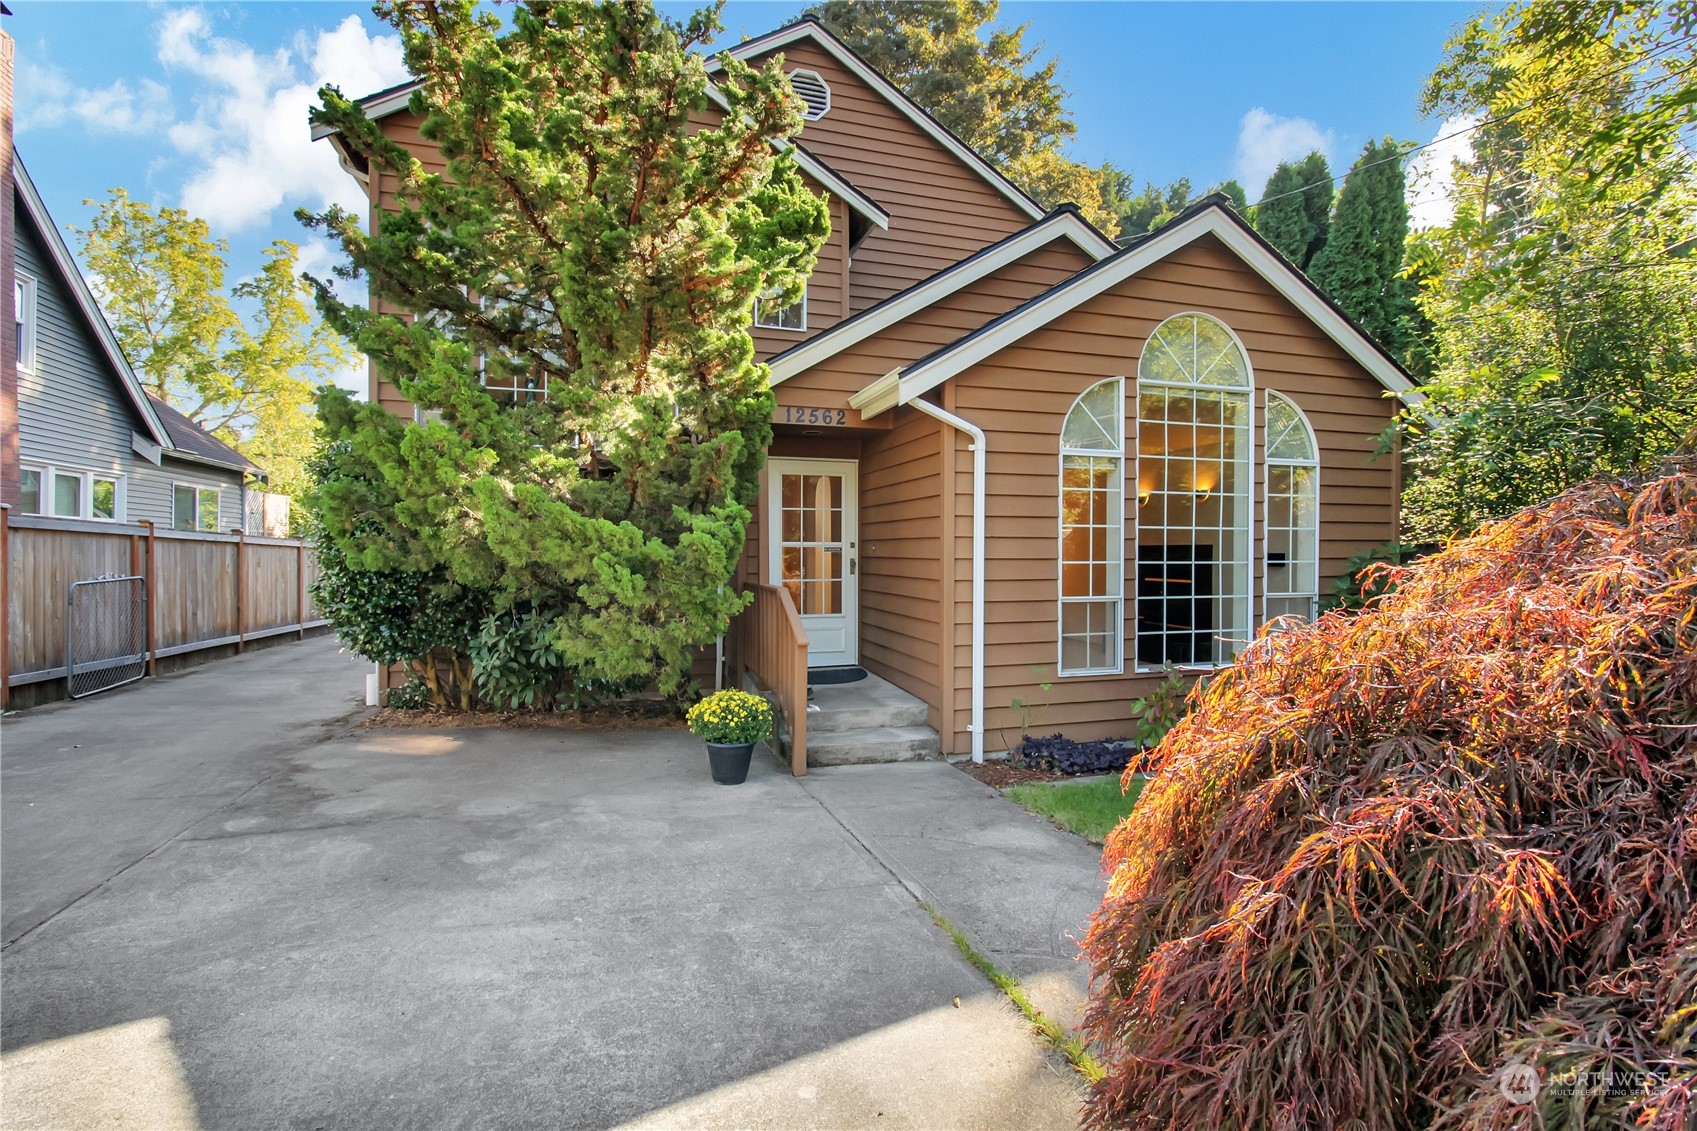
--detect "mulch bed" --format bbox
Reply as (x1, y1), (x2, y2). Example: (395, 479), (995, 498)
(363, 698), (684, 731)
(957, 760), (1091, 788)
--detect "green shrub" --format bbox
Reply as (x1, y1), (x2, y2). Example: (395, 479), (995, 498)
(386, 676), (433, 711)
(1083, 466), (1697, 1130)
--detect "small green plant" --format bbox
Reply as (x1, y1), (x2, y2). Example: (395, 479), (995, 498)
(1008, 665), (1054, 749)
(1319, 540), (1419, 612)
(386, 675), (433, 711)
(686, 689), (775, 745)
(1127, 666), (1191, 750)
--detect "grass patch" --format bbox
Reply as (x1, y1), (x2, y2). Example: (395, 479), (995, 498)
(1005, 774), (1146, 844)
(921, 903), (1104, 1084)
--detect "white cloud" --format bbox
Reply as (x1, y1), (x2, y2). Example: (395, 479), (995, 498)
(1405, 114), (1479, 230)
(17, 59), (174, 136)
(1234, 108), (1336, 199)
(159, 11), (410, 232)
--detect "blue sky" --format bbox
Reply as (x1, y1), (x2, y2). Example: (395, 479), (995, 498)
(11, 1), (1482, 393)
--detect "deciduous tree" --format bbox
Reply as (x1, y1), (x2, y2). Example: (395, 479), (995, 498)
(74, 191), (351, 496)
(1399, 0), (1697, 540)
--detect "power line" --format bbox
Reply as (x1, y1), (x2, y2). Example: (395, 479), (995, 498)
(1246, 47), (1691, 211)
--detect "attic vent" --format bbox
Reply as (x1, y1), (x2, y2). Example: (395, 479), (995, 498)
(788, 69), (831, 121)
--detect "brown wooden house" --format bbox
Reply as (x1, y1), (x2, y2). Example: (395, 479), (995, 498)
(315, 18), (1415, 771)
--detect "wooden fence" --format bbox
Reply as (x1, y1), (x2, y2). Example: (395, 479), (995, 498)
(1, 506), (326, 705)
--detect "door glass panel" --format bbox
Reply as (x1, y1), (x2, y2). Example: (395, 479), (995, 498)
(779, 472), (846, 616)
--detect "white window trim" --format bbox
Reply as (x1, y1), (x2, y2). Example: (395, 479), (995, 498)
(755, 288), (807, 333)
(1057, 377), (1126, 678)
(15, 273), (38, 374)
(1263, 390), (1321, 621)
(1132, 312), (1257, 673)
(173, 482), (224, 532)
(19, 461), (126, 521)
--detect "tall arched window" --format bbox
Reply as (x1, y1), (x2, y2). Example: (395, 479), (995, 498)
(1264, 391), (1319, 623)
(1135, 313), (1253, 667)
(1059, 378), (1124, 675)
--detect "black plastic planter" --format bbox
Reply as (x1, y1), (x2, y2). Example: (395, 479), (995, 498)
(706, 741), (755, 785)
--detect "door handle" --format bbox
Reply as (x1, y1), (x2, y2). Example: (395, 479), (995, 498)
(850, 557), (857, 575)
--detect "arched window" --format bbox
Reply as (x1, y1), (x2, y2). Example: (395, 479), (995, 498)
(1264, 391), (1319, 623)
(1059, 378), (1124, 675)
(1135, 313), (1253, 668)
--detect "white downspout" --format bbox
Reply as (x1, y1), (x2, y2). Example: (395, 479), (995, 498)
(910, 398), (986, 763)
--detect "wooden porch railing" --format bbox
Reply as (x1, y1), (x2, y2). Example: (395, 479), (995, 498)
(737, 582), (809, 776)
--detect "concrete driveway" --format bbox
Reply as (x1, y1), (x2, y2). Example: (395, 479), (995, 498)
(2, 638), (1100, 1130)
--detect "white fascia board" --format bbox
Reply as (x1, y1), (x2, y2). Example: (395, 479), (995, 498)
(894, 208), (1419, 408)
(784, 145), (889, 229)
(13, 157), (175, 452)
(709, 23), (1046, 223)
(770, 211), (1115, 386)
(310, 81), (423, 140)
(847, 371), (901, 417)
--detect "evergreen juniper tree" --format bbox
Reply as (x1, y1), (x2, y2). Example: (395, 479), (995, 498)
(301, 0), (830, 704)
(1309, 138), (1415, 357)
(1254, 152), (1333, 269)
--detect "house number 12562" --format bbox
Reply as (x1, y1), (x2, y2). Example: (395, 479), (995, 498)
(779, 406), (849, 426)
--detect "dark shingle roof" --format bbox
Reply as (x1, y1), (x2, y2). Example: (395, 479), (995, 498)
(145, 394), (259, 474)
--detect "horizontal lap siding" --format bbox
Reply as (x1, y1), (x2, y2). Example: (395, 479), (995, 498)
(781, 240), (1096, 409)
(754, 195), (848, 362)
(858, 408), (942, 720)
(751, 41), (1035, 313)
(944, 233), (1398, 750)
(372, 114), (450, 415)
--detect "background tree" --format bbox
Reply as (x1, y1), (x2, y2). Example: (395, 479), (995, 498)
(808, 0), (1122, 237)
(1398, 0), (1697, 541)
(1308, 138), (1415, 357)
(304, 0), (829, 705)
(1253, 151), (1333, 268)
(1112, 175), (1249, 239)
(74, 191), (351, 497)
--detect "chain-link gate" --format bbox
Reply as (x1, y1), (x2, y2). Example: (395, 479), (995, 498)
(66, 575), (148, 699)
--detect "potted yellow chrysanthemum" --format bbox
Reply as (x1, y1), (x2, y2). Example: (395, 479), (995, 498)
(685, 689), (775, 785)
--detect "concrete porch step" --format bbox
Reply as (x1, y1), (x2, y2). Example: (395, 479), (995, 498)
(807, 675), (931, 733)
(789, 724), (942, 767)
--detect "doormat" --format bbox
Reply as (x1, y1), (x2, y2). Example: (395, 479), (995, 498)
(808, 666), (868, 685)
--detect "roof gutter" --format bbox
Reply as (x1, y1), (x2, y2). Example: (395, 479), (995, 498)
(909, 397), (986, 764)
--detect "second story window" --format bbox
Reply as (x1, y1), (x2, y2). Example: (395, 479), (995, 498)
(16, 274), (37, 373)
(755, 288), (807, 332)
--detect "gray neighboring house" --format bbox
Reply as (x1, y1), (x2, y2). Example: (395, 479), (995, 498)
(8, 155), (255, 530)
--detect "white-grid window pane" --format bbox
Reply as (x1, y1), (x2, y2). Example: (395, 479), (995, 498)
(1136, 314), (1253, 668)
(1059, 379), (1124, 675)
(1264, 391), (1319, 627)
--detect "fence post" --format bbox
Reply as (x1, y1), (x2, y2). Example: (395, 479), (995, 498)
(235, 529), (247, 654)
(297, 541), (307, 639)
(139, 520), (158, 677)
(1, 504), (9, 709)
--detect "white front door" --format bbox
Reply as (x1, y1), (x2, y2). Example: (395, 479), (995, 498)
(767, 458), (858, 668)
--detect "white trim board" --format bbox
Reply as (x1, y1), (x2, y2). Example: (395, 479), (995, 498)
(769, 209), (1116, 385)
(707, 19), (1047, 224)
(879, 205), (1418, 414)
(13, 157), (175, 451)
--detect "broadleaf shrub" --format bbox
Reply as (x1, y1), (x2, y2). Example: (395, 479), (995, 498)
(1083, 464), (1697, 1130)
(1018, 734), (1132, 776)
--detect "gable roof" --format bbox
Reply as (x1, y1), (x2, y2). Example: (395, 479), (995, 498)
(768, 205), (1116, 385)
(13, 156), (174, 451)
(852, 196), (1419, 418)
(309, 72), (894, 235)
(707, 18), (1046, 224)
(146, 395), (259, 474)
